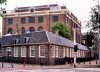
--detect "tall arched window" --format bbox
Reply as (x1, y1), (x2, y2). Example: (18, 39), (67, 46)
(29, 27), (35, 32)
(8, 28), (12, 34)
(21, 27), (26, 34)
(38, 26), (43, 31)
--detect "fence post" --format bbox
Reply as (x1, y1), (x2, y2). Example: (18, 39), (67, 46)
(79, 61), (80, 65)
(2, 59), (4, 68)
(70, 60), (73, 65)
(23, 61), (26, 67)
(96, 60), (98, 64)
(84, 61), (85, 65)
(89, 61), (91, 65)
(33, 61), (34, 67)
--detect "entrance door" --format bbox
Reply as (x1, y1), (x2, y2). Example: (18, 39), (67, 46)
(6, 47), (11, 60)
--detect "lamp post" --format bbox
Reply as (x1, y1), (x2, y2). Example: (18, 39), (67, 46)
(97, 0), (100, 66)
(73, 28), (78, 67)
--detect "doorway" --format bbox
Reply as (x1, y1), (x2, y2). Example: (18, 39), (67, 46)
(6, 47), (11, 60)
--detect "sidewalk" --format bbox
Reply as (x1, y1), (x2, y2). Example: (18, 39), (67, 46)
(0, 60), (99, 70)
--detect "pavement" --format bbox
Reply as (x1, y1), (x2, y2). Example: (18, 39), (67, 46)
(0, 60), (99, 72)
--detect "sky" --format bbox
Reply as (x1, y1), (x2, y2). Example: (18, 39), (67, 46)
(0, 0), (96, 33)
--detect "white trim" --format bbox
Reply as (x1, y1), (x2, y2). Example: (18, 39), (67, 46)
(63, 47), (65, 57)
(14, 47), (18, 57)
(30, 46), (35, 57)
(6, 47), (11, 56)
(72, 48), (74, 57)
(55, 46), (58, 57)
(70, 48), (72, 57)
(5, 13), (63, 18)
(52, 45), (55, 57)
(21, 46), (26, 57)
(66, 48), (69, 57)
(4, 9), (66, 15)
(46, 31), (50, 42)
(39, 45), (45, 58)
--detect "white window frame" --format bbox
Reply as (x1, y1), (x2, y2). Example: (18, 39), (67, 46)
(83, 50), (85, 57)
(30, 46), (35, 57)
(7, 47), (11, 56)
(52, 45), (55, 57)
(70, 48), (71, 57)
(72, 48), (74, 57)
(14, 47), (18, 57)
(39, 45), (45, 57)
(79, 50), (80, 57)
(63, 47), (65, 57)
(66, 48), (69, 57)
(55, 46), (58, 57)
(21, 46), (26, 57)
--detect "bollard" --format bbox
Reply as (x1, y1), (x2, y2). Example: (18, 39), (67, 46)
(96, 60), (98, 64)
(2, 59), (4, 68)
(79, 61), (80, 65)
(84, 61), (85, 65)
(40, 61), (43, 67)
(89, 61), (91, 65)
(70, 60), (73, 65)
(11, 62), (13, 68)
(33, 62), (34, 67)
(23, 61), (26, 67)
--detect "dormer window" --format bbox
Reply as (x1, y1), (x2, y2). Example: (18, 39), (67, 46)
(24, 37), (29, 43)
(14, 39), (19, 44)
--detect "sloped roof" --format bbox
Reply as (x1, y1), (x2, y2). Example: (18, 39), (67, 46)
(1, 31), (49, 46)
(0, 31), (89, 51)
(47, 32), (89, 50)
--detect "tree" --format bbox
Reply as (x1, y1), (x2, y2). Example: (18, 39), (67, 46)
(86, 0), (100, 30)
(86, 1), (100, 53)
(0, 0), (7, 17)
(51, 22), (72, 40)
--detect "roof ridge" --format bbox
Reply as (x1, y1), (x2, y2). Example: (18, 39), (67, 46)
(45, 31), (50, 42)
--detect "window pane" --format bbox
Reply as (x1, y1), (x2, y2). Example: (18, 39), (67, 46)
(29, 27), (35, 32)
(8, 28), (12, 34)
(30, 46), (35, 57)
(63, 47), (65, 57)
(53, 16), (58, 22)
(38, 16), (43, 23)
(38, 26), (43, 31)
(8, 18), (13, 24)
(52, 46), (55, 57)
(21, 27), (26, 34)
(40, 46), (45, 57)
(55, 46), (58, 57)
(21, 47), (26, 57)
(29, 17), (35, 23)
(14, 47), (18, 57)
(21, 18), (26, 24)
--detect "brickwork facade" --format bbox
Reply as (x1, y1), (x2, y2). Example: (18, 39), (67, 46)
(2, 4), (81, 44)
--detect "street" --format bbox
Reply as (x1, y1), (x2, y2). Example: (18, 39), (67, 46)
(0, 68), (100, 72)
(0, 60), (99, 72)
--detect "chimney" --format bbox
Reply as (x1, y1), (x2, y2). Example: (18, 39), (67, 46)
(55, 29), (59, 35)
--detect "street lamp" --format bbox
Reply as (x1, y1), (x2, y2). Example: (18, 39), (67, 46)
(73, 28), (78, 67)
(97, 0), (100, 66)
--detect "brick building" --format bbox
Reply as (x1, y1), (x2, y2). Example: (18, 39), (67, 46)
(0, 31), (91, 65)
(2, 4), (81, 44)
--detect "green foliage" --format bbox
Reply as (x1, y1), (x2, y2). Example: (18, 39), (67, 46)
(51, 22), (72, 40)
(86, 4), (100, 31)
(0, 0), (7, 18)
